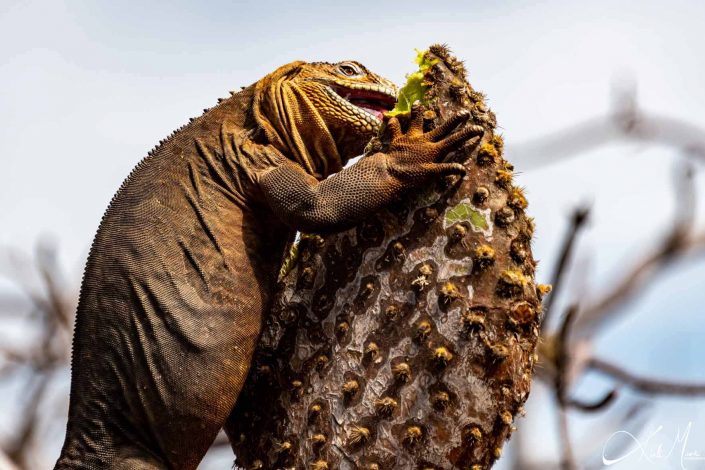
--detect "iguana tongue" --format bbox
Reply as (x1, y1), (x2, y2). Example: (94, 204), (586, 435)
(349, 98), (391, 120)
(339, 87), (396, 121)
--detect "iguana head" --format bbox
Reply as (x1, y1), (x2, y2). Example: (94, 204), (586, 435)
(254, 61), (397, 178)
(294, 61), (398, 154)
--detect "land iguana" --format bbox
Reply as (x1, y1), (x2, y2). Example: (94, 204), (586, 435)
(54, 60), (483, 469)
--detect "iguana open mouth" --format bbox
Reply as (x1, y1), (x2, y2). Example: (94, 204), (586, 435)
(329, 83), (397, 121)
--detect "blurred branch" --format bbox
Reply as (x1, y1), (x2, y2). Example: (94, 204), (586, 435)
(510, 84), (705, 170)
(36, 245), (72, 330)
(589, 358), (705, 397)
(511, 118), (619, 169)
(554, 306), (578, 470)
(5, 372), (52, 467)
(541, 206), (590, 330)
(525, 149), (705, 470)
(531, 155), (705, 468)
(0, 345), (31, 364)
(575, 230), (705, 335)
(574, 162), (703, 336)
(0, 450), (20, 470)
(567, 389), (618, 413)
(0, 243), (74, 469)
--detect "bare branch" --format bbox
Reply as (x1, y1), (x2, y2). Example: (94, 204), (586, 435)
(574, 163), (704, 336)
(4, 371), (52, 467)
(510, 90), (705, 170)
(554, 306), (578, 470)
(567, 389), (618, 413)
(541, 207), (590, 330)
(36, 243), (72, 330)
(589, 357), (705, 397)
(555, 306), (578, 404)
(510, 118), (620, 169)
(0, 449), (20, 470)
(558, 407), (576, 470)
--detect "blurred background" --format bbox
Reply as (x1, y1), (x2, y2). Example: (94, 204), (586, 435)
(2, 0), (705, 468)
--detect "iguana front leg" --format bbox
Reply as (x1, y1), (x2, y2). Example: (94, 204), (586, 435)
(259, 106), (483, 233)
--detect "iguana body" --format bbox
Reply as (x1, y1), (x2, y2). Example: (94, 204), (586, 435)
(55, 60), (481, 469)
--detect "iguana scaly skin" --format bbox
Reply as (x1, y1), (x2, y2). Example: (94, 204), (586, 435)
(55, 60), (482, 469)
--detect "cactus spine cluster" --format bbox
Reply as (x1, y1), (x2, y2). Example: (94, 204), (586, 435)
(228, 45), (546, 470)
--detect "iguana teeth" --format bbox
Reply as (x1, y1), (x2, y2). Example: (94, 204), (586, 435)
(332, 79), (397, 100)
(323, 86), (385, 128)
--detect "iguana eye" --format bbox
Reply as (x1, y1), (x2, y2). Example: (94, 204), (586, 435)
(338, 63), (361, 77)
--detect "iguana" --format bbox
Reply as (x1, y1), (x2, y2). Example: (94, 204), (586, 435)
(54, 60), (483, 469)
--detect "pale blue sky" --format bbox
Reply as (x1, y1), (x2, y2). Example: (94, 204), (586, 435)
(1, 0), (705, 468)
